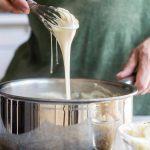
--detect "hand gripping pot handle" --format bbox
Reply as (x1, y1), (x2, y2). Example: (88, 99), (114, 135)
(119, 75), (135, 85)
(118, 71), (137, 85)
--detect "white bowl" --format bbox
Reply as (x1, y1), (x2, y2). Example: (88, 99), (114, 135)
(119, 122), (150, 150)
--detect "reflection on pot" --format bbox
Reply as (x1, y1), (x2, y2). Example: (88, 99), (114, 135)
(92, 122), (117, 150)
(0, 78), (136, 149)
(88, 102), (122, 150)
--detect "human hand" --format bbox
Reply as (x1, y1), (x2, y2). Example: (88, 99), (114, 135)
(116, 38), (150, 95)
(0, 0), (30, 14)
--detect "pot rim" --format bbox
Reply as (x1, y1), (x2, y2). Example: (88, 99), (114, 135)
(0, 78), (137, 104)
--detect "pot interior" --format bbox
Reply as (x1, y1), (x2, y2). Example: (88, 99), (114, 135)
(0, 78), (137, 103)
(0, 78), (136, 149)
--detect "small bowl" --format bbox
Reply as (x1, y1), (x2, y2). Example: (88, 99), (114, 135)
(119, 122), (150, 150)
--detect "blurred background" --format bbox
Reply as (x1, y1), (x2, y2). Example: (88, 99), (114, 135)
(0, 13), (31, 80)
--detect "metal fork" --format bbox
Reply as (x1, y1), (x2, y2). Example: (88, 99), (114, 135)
(26, 0), (61, 30)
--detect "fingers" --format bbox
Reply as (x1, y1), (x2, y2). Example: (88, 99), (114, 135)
(144, 82), (150, 94)
(10, 0), (30, 14)
(0, 0), (20, 13)
(116, 49), (138, 80)
(135, 45), (150, 94)
(0, 0), (29, 14)
(116, 37), (150, 95)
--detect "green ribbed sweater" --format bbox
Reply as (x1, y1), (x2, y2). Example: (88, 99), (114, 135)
(2, 0), (150, 115)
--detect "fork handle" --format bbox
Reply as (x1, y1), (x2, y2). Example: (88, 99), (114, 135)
(26, 0), (37, 10)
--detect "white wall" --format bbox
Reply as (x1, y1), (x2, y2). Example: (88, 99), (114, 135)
(0, 13), (31, 80)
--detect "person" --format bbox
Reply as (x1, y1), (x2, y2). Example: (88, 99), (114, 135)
(0, 0), (29, 13)
(0, 0), (150, 115)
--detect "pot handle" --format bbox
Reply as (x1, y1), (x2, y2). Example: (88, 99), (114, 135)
(118, 71), (137, 85)
(119, 76), (135, 85)
(119, 74), (138, 96)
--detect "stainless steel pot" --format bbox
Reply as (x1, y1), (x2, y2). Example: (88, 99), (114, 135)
(0, 78), (137, 150)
